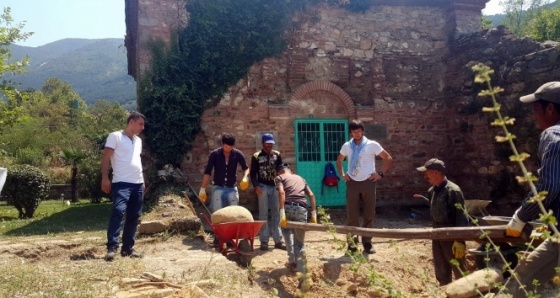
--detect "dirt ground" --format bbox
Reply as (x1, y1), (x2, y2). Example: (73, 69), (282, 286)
(0, 197), (475, 298)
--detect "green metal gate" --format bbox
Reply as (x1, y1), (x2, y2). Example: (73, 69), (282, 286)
(294, 119), (348, 207)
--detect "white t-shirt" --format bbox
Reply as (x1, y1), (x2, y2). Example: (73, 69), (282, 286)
(340, 138), (383, 181)
(105, 131), (144, 184)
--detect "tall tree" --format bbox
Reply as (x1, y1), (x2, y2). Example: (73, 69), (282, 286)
(501, 0), (550, 36)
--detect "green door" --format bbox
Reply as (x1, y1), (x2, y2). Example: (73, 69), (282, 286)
(294, 119), (348, 207)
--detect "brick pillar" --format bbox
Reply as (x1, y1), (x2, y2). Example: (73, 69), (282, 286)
(444, 0), (490, 38)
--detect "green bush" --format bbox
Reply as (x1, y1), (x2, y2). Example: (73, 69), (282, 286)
(15, 147), (45, 167)
(3, 165), (51, 218)
(77, 155), (106, 203)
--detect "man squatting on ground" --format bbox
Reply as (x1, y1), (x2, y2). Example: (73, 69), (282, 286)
(276, 163), (317, 275)
(336, 119), (393, 254)
(101, 111), (146, 261)
(250, 133), (285, 251)
(414, 158), (468, 286)
(198, 133), (249, 247)
(505, 82), (560, 297)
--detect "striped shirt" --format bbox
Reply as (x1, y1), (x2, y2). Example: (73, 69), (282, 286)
(517, 122), (560, 224)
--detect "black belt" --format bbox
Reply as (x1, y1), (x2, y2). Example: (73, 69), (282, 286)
(213, 183), (235, 188)
(285, 201), (307, 208)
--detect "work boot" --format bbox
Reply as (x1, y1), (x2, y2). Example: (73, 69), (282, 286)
(274, 242), (286, 250)
(121, 248), (143, 258)
(363, 243), (376, 254)
(104, 247), (117, 262)
(260, 243), (269, 251)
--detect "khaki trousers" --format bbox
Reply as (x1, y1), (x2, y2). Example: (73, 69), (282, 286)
(345, 179), (376, 245)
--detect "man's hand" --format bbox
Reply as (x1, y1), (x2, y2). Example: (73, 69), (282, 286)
(452, 241), (466, 259)
(101, 177), (111, 194)
(311, 210), (317, 223)
(198, 188), (207, 203)
(255, 186), (263, 196)
(506, 211), (526, 237)
(239, 176), (250, 191)
(280, 209), (287, 227)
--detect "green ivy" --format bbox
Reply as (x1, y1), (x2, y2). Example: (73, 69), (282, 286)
(138, 0), (371, 167)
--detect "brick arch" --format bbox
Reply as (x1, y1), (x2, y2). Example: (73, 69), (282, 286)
(289, 81), (356, 119)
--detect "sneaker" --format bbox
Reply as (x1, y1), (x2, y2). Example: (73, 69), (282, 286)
(274, 242), (286, 250)
(346, 242), (358, 254)
(363, 243), (376, 254)
(104, 248), (117, 262)
(260, 243), (269, 251)
(121, 248), (143, 258)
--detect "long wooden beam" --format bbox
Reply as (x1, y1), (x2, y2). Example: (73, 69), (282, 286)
(284, 222), (533, 243)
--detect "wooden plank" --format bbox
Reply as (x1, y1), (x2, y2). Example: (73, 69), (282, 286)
(284, 222), (533, 243)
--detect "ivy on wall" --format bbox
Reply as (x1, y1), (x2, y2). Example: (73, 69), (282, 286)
(138, 0), (371, 167)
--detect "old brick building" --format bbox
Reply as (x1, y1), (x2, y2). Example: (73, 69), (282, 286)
(124, 0), (560, 214)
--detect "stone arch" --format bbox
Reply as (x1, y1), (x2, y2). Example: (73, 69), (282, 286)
(289, 80), (357, 119)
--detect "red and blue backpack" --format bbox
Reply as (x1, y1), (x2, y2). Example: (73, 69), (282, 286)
(322, 162), (340, 195)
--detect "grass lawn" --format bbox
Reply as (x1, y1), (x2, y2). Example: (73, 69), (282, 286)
(0, 199), (112, 236)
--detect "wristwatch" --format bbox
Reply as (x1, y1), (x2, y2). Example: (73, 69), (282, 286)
(378, 171), (384, 177)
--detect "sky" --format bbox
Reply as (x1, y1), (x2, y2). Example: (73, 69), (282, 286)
(5, 0), (502, 48)
(4, 0), (126, 47)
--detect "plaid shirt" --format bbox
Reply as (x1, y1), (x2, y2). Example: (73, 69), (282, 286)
(517, 122), (560, 224)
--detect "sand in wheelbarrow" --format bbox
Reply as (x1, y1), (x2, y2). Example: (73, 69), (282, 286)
(211, 205), (253, 224)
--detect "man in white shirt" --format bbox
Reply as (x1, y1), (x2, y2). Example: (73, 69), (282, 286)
(336, 119), (393, 254)
(101, 112), (145, 261)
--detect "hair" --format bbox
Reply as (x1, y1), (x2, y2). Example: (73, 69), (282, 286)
(349, 119), (364, 131)
(536, 99), (560, 113)
(221, 133), (236, 146)
(127, 111), (146, 124)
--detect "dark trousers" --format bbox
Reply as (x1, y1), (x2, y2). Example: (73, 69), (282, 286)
(432, 240), (466, 286)
(107, 182), (143, 251)
(345, 179), (376, 245)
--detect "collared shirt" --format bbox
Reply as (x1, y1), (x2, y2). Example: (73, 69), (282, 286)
(105, 130), (144, 184)
(250, 149), (282, 187)
(427, 179), (469, 228)
(517, 122), (560, 224)
(203, 147), (248, 187)
(339, 138), (383, 181)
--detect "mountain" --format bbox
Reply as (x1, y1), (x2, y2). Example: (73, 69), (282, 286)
(8, 38), (136, 106)
(485, 0), (560, 28)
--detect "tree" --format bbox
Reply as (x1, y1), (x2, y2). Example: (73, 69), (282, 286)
(525, 5), (560, 41)
(60, 148), (88, 203)
(0, 7), (33, 131)
(500, 0), (550, 36)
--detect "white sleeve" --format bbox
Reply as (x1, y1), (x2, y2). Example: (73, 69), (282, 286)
(105, 132), (118, 149)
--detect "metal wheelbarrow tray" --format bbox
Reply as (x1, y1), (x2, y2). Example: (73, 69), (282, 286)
(210, 220), (266, 267)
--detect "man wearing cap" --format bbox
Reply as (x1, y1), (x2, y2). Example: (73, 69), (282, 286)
(414, 158), (468, 286)
(504, 82), (560, 296)
(275, 163), (317, 279)
(250, 133), (285, 251)
(336, 119), (393, 254)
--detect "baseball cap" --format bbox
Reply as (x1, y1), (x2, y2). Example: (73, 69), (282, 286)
(416, 158), (445, 172)
(520, 81), (560, 104)
(262, 133), (275, 144)
(276, 163), (290, 172)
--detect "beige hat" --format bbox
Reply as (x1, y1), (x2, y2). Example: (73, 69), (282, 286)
(520, 81), (560, 104)
(416, 158), (445, 172)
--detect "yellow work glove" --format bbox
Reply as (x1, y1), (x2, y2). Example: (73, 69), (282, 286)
(452, 241), (466, 259)
(239, 176), (250, 191)
(505, 210), (526, 238)
(280, 208), (287, 228)
(311, 210), (317, 223)
(198, 188), (207, 203)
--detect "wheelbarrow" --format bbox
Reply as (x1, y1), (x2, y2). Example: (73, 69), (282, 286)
(203, 214), (265, 267)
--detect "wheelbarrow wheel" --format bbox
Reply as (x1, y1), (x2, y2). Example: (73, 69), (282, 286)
(237, 239), (253, 267)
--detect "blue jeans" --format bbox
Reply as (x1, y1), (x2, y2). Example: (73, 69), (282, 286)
(211, 185), (239, 212)
(282, 205), (307, 273)
(258, 184), (282, 244)
(107, 182), (143, 251)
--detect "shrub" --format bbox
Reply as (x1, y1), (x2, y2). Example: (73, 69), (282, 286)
(15, 147), (45, 167)
(77, 155), (106, 203)
(3, 165), (51, 218)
